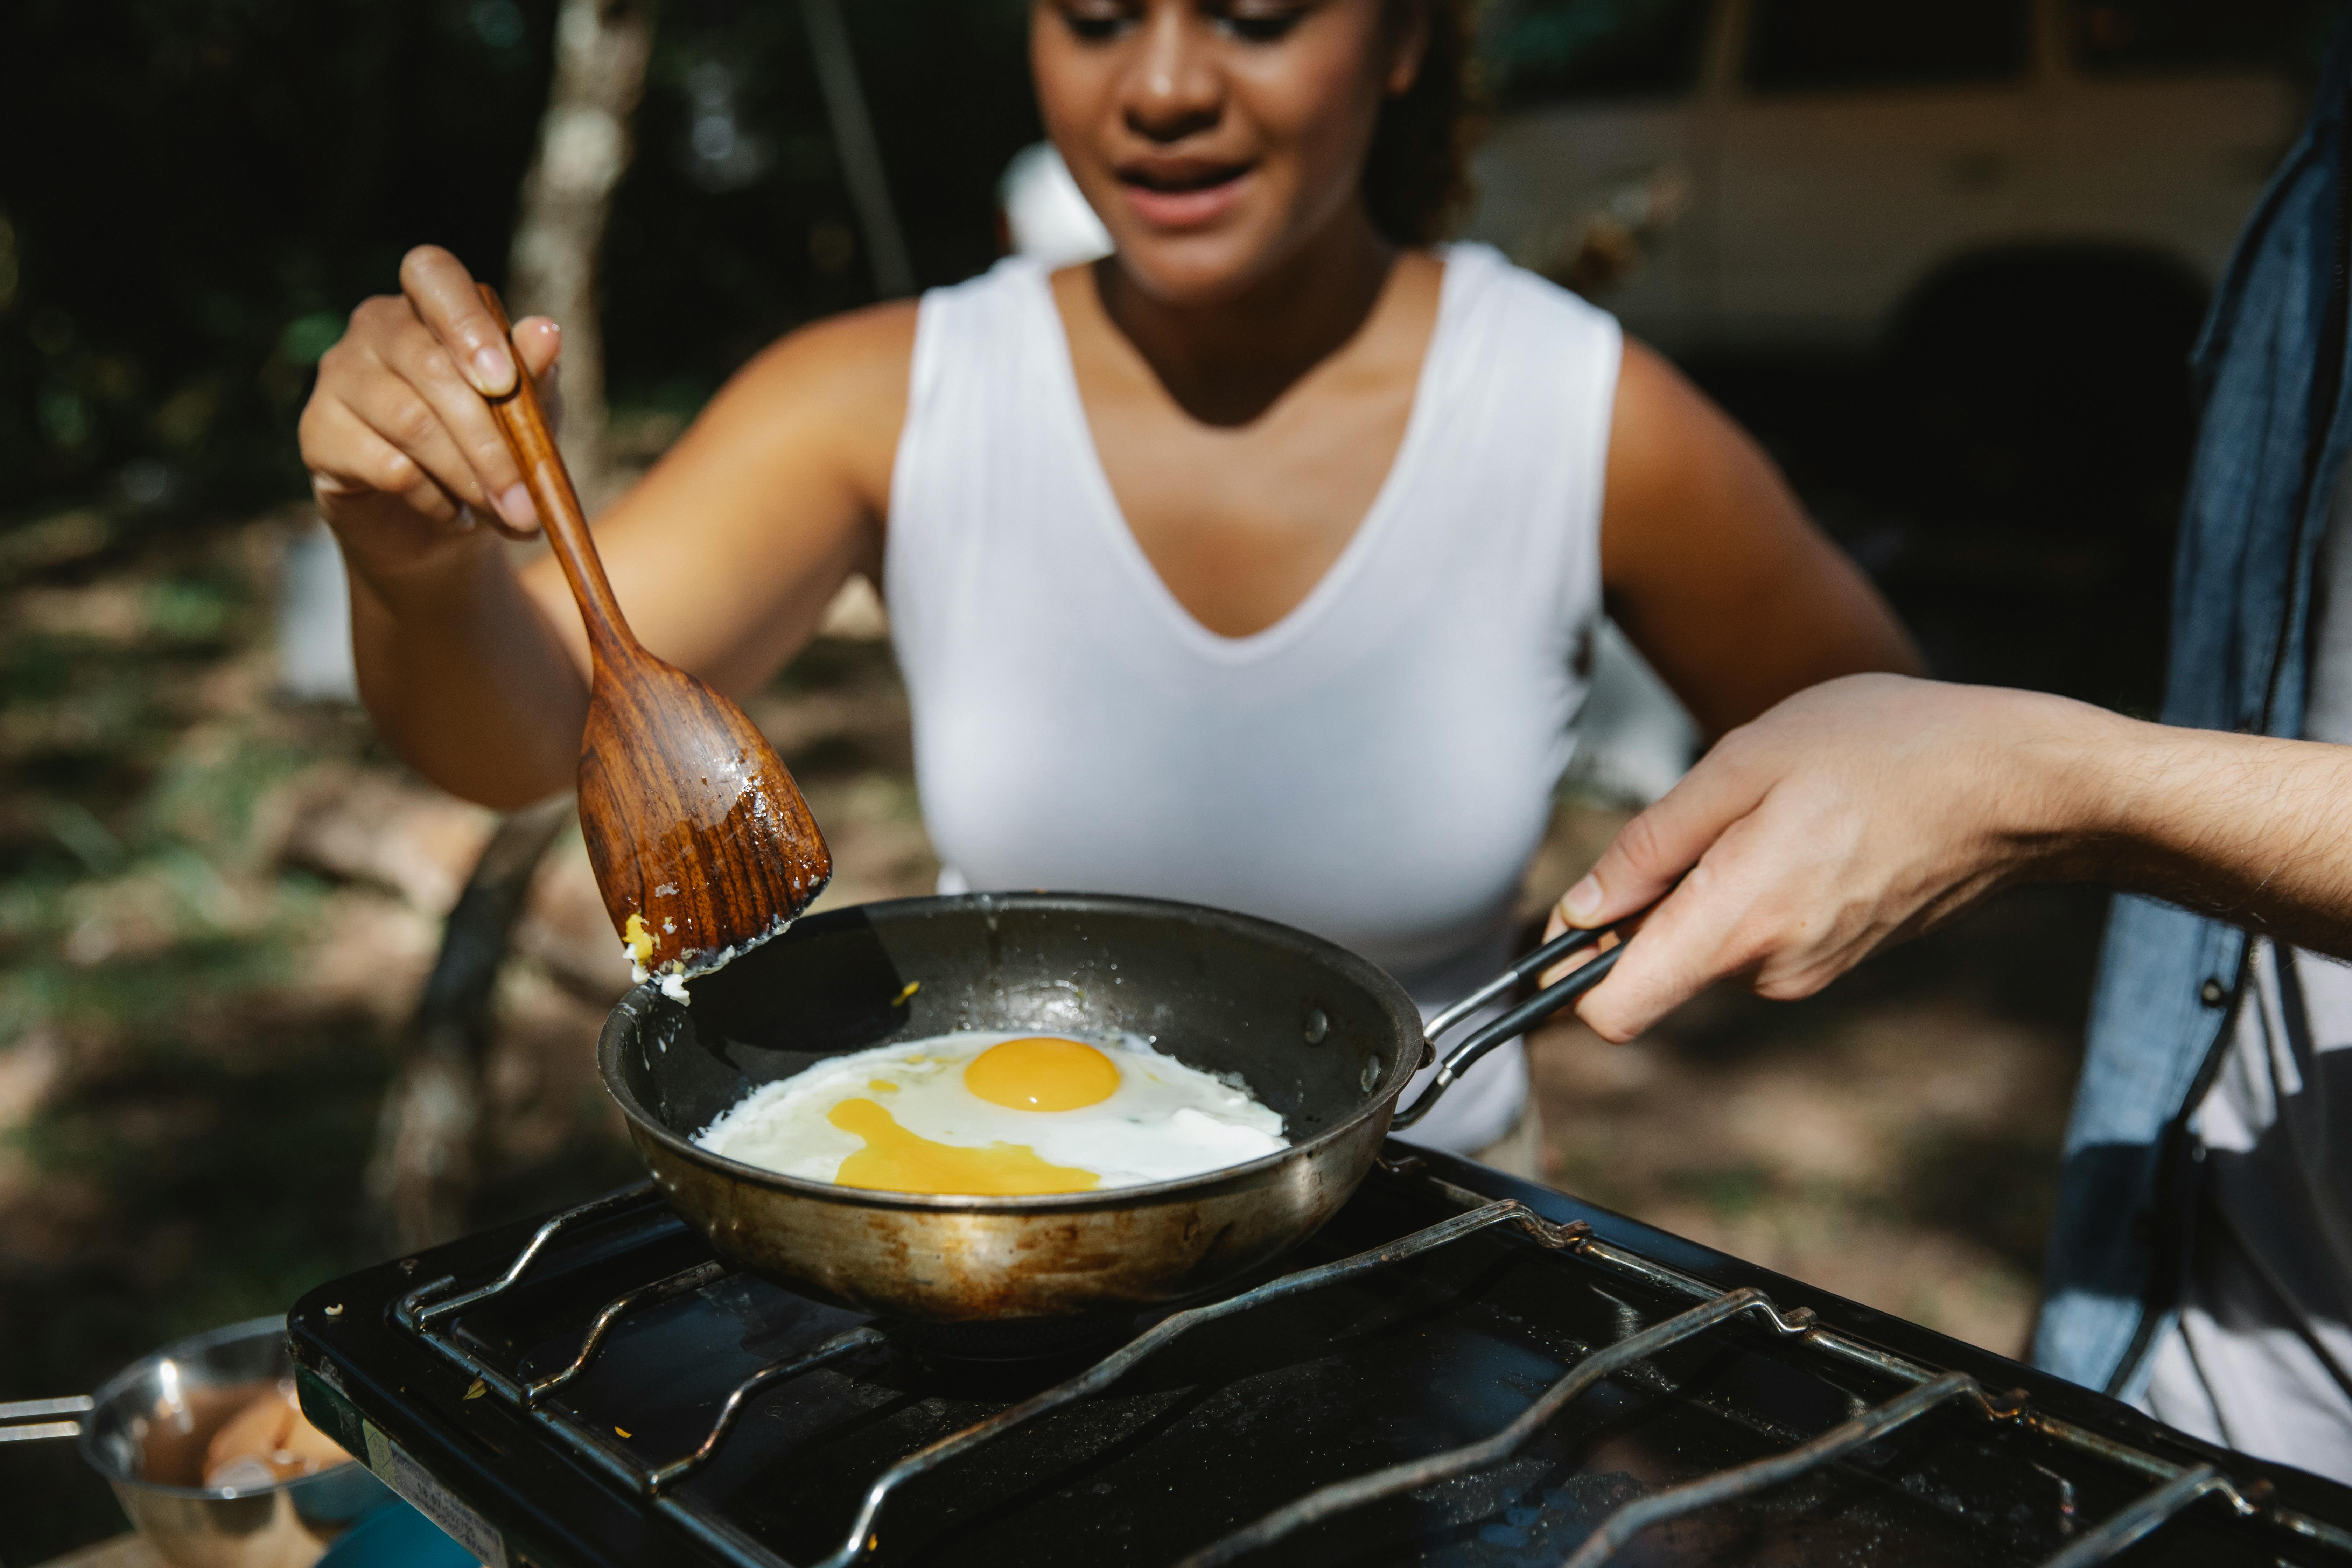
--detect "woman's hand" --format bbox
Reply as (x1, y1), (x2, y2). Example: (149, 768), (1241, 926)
(297, 244), (564, 588)
(1548, 675), (2112, 1041)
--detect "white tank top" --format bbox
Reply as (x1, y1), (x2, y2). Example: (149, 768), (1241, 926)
(884, 243), (1619, 1152)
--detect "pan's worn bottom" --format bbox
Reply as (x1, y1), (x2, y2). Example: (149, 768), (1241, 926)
(629, 1104), (1390, 1320)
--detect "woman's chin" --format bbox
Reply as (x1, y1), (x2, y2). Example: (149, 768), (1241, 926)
(1104, 229), (1298, 309)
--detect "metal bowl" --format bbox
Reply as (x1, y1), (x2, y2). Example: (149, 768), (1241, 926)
(77, 1316), (390, 1568)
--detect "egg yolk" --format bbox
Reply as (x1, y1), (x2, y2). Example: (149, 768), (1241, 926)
(962, 1036), (1120, 1112)
(623, 911), (656, 965)
(827, 1098), (1100, 1195)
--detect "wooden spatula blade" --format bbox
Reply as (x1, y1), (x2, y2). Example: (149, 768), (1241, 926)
(467, 282), (832, 992)
(579, 659), (833, 989)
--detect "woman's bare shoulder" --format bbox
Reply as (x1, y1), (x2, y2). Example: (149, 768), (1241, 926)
(728, 299), (921, 424)
(675, 299), (921, 500)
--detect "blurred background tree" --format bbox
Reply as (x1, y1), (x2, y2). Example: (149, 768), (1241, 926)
(0, 0), (1038, 530)
(504, 0), (654, 499)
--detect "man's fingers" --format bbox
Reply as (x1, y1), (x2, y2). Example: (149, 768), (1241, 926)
(1558, 754), (1769, 929)
(398, 245), (516, 397)
(1571, 863), (1756, 1041)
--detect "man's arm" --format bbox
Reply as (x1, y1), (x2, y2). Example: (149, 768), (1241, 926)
(1556, 673), (2352, 1041)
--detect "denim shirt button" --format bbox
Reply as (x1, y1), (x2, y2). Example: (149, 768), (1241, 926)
(2200, 977), (2229, 1007)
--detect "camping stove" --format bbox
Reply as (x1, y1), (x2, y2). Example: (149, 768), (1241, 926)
(288, 1148), (2352, 1567)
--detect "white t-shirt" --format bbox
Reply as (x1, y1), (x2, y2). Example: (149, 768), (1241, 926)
(2140, 468), (2352, 1482)
(885, 246), (1619, 1152)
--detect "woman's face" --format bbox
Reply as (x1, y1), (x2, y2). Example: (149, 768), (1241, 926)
(1032, 0), (1423, 304)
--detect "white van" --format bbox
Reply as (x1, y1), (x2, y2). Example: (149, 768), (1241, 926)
(1465, 0), (2318, 360)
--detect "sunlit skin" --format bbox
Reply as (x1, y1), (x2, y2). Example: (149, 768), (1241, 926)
(296, 0), (1919, 818)
(826, 1097), (1103, 1195)
(1037, 0), (1415, 313)
(964, 1036), (1123, 1111)
(1546, 675), (2352, 1044)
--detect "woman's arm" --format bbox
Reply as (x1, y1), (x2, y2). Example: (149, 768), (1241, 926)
(1553, 674), (2352, 1041)
(299, 246), (910, 808)
(1598, 342), (1922, 735)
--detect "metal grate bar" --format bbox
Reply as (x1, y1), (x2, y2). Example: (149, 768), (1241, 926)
(1177, 1287), (1795, 1568)
(1382, 1158), (2352, 1561)
(392, 1193), (1572, 1568)
(2038, 1465), (2231, 1568)
(399, 1280), (882, 1502)
(805, 1199), (1574, 1568)
(396, 1261), (878, 1568)
(414, 1181), (657, 1328)
(647, 1326), (886, 1494)
(662, 1490), (805, 1567)
(1559, 1373), (1976, 1568)
(385, 1176), (2352, 1568)
(527, 1260), (733, 1404)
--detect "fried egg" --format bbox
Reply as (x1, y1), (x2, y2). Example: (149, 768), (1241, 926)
(694, 1030), (1288, 1195)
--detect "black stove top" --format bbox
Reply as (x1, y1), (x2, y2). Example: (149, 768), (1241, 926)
(289, 1148), (2352, 1568)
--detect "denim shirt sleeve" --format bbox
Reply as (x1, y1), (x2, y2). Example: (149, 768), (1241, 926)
(2033, 51), (2352, 1396)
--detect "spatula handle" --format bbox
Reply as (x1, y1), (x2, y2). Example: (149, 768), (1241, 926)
(475, 284), (640, 672)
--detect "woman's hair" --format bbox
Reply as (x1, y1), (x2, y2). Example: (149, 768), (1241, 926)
(1363, 0), (1480, 247)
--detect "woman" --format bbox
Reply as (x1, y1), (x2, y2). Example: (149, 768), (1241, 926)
(297, 0), (1918, 1174)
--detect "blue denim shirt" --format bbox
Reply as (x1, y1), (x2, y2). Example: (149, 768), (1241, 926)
(2032, 47), (2352, 1396)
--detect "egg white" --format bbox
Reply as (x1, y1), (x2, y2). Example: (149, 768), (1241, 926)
(695, 1030), (1289, 1190)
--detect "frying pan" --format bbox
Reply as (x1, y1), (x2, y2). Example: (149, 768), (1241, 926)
(598, 892), (1624, 1323)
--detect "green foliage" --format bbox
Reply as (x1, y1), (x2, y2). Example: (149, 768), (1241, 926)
(602, 0), (1039, 410)
(0, 519), (396, 1554)
(1, 0), (563, 516)
(0, 0), (1042, 524)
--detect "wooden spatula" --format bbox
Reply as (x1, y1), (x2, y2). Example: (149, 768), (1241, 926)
(474, 284), (831, 993)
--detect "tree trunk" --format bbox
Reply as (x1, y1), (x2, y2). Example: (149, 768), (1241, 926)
(507, 0), (653, 509)
(366, 797), (574, 1254)
(797, 0), (915, 300)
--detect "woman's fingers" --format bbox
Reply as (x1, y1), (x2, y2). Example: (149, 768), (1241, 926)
(398, 245), (517, 397)
(513, 316), (563, 384)
(387, 247), (551, 534)
(334, 339), (506, 520)
(304, 286), (538, 531)
(373, 312), (540, 533)
(301, 395), (468, 532)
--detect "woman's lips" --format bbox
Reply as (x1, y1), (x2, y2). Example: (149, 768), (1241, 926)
(1117, 164), (1252, 229)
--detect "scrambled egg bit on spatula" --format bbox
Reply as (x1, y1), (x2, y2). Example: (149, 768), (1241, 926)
(476, 284), (831, 995)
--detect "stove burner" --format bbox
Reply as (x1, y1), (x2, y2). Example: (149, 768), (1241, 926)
(293, 1151), (2352, 1567)
(881, 1312), (1143, 1365)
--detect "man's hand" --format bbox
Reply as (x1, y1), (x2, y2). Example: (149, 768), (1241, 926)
(1549, 675), (2111, 1040)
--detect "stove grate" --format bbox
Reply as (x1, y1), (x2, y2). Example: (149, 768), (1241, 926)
(388, 1162), (2352, 1568)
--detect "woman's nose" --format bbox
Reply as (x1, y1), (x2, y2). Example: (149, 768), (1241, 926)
(1122, 5), (1222, 144)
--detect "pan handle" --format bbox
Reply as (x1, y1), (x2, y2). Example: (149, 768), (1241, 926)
(1390, 916), (1636, 1130)
(0, 1394), (93, 1443)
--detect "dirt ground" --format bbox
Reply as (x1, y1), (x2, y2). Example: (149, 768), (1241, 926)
(0, 510), (2101, 1562)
